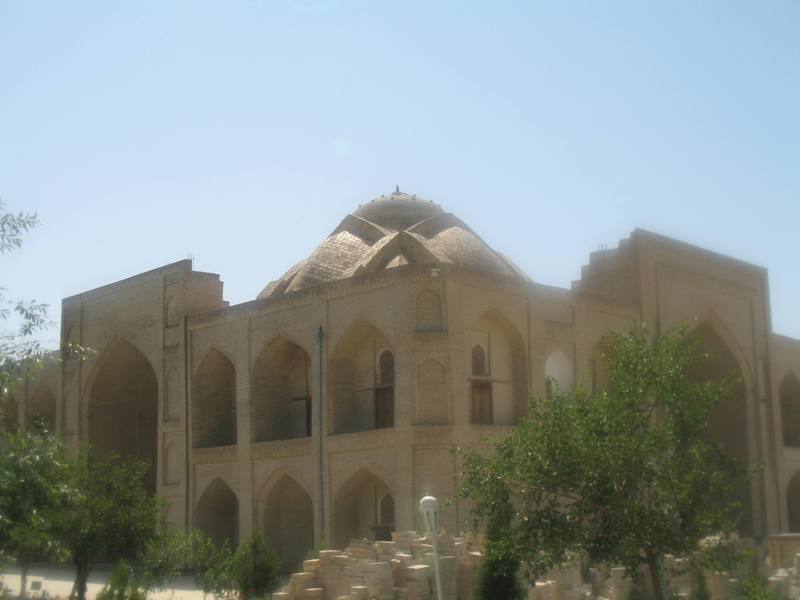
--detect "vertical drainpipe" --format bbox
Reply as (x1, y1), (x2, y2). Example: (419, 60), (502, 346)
(315, 326), (325, 539)
(184, 315), (191, 534)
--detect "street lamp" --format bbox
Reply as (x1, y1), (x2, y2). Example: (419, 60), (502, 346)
(419, 494), (444, 600)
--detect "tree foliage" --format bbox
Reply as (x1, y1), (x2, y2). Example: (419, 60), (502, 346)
(0, 201), (48, 418)
(459, 325), (746, 600)
(0, 422), (72, 598)
(189, 532), (280, 599)
(472, 489), (524, 600)
(57, 451), (161, 600)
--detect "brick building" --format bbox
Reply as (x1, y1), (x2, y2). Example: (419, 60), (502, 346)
(9, 190), (800, 568)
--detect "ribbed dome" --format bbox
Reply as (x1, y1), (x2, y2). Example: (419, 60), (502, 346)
(353, 190), (444, 230)
(257, 190), (529, 299)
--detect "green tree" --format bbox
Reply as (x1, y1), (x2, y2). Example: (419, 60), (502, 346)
(229, 533), (281, 599)
(0, 422), (72, 598)
(471, 490), (524, 600)
(57, 451), (161, 600)
(459, 325), (745, 600)
(0, 201), (47, 424)
(190, 532), (280, 599)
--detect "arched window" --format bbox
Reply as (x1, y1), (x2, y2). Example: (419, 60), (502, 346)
(416, 290), (444, 332)
(380, 494), (395, 526)
(378, 350), (395, 386)
(375, 350), (395, 428)
(471, 344), (488, 377)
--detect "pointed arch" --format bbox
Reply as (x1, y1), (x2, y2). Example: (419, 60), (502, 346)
(86, 336), (158, 493)
(26, 387), (56, 431)
(195, 478), (239, 547)
(687, 318), (753, 536)
(251, 335), (311, 443)
(333, 469), (394, 548)
(257, 473), (313, 572)
(193, 348), (237, 448)
(545, 349), (574, 395)
(416, 289), (444, 332)
(416, 358), (449, 425)
(781, 372), (800, 447)
(468, 309), (528, 425)
(330, 319), (394, 434)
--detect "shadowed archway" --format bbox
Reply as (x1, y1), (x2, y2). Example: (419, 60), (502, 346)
(468, 309), (527, 425)
(259, 474), (314, 571)
(193, 349), (237, 448)
(333, 469), (394, 549)
(251, 336), (311, 443)
(195, 478), (239, 547)
(88, 338), (158, 493)
(330, 320), (394, 434)
(686, 321), (752, 536)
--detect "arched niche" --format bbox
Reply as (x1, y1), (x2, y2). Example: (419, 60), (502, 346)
(781, 372), (800, 447)
(416, 290), (444, 333)
(193, 349), (237, 448)
(333, 469), (394, 549)
(329, 320), (394, 434)
(788, 471), (800, 532)
(195, 478), (239, 547)
(252, 336), (311, 443)
(163, 441), (180, 486)
(545, 349), (574, 395)
(87, 338), (158, 493)
(686, 321), (753, 537)
(26, 387), (56, 431)
(416, 358), (449, 425)
(259, 474), (314, 572)
(467, 310), (527, 426)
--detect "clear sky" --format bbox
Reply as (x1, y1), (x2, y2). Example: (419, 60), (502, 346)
(1, 1), (798, 345)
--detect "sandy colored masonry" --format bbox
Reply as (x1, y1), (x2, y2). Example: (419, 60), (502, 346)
(7, 190), (800, 568)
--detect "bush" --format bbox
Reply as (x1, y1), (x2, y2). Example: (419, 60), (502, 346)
(230, 534), (281, 599)
(472, 542), (523, 600)
(190, 532), (280, 600)
(96, 562), (147, 600)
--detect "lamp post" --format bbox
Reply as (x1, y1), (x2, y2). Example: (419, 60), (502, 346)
(419, 494), (444, 600)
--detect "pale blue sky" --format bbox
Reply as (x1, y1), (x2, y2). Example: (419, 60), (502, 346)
(1, 1), (798, 344)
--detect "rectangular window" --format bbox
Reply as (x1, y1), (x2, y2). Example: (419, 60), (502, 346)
(375, 387), (394, 429)
(471, 381), (493, 425)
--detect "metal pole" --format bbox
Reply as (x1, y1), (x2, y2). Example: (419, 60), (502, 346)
(431, 533), (443, 600)
(315, 326), (325, 539)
